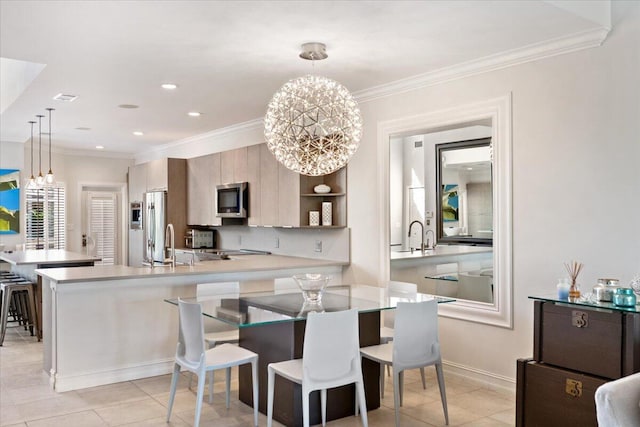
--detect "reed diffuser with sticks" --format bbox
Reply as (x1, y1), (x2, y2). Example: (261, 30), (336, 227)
(564, 260), (584, 299)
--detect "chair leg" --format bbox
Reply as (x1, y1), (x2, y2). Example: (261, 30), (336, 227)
(399, 370), (404, 407)
(302, 388), (310, 427)
(25, 286), (38, 340)
(208, 370), (214, 404)
(267, 366), (275, 427)
(321, 389), (327, 426)
(420, 367), (426, 389)
(380, 363), (386, 398)
(251, 359), (259, 427)
(435, 363), (449, 425)
(166, 363), (181, 422)
(0, 288), (12, 346)
(393, 369), (401, 427)
(356, 379), (369, 427)
(194, 369), (206, 427)
(225, 366), (231, 408)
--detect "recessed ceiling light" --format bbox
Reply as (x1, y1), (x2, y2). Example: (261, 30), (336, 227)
(53, 93), (78, 102)
(133, 131), (144, 136)
(466, 167), (473, 170)
(187, 111), (202, 117)
(118, 104), (139, 109)
(96, 145), (104, 150)
(161, 83), (178, 90)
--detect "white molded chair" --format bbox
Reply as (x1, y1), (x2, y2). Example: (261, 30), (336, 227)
(266, 309), (368, 427)
(595, 372), (640, 427)
(166, 299), (259, 427)
(197, 281), (240, 348)
(380, 281), (426, 392)
(360, 300), (448, 426)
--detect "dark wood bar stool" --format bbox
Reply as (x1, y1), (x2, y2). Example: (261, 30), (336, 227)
(0, 280), (39, 346)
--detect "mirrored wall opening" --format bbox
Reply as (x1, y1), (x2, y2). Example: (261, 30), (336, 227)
(381, 95), (512, 328)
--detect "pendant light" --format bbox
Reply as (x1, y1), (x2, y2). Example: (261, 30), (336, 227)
(27, 121), (37, 189)
(264, 42), (363, 176)
(45, 108), (55, 185)
(35, 114), (45, 187)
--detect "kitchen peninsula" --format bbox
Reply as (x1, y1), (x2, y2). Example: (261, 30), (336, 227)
(36, 254), (346, 392)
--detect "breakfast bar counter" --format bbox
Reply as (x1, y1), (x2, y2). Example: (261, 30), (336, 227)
(36, 255), (346, 392)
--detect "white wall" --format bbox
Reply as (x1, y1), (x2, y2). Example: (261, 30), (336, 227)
(131, 2), (640, 385)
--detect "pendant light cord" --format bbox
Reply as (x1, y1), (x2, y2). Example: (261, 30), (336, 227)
(29, 121), (35, 178)
(37, 115), (44, 177)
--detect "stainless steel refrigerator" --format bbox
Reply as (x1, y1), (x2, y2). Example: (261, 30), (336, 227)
(143, 191), (167, 264)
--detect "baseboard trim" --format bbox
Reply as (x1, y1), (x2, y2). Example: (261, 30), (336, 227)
(442, 359), (516, 395)
(53, 359), (175, 392)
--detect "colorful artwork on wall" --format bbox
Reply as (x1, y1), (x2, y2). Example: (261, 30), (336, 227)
(0, 169), (20, 234)
(442, 184), (459, 222)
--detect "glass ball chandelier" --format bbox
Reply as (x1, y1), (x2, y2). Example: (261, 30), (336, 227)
(264, 42), (363, 176)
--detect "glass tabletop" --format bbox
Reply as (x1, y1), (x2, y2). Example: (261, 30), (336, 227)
(165, 284), (455, 328)
(529, 293), (640, 314)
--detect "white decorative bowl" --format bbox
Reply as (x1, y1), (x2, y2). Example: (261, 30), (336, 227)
(313, 184), (331, 194)
(444, 227), (461, 236)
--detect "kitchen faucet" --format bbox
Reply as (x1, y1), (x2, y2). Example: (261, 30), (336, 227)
(425, 229), (435, 250)
(165, 223), (175, 268)
(408, 220), (426, 253)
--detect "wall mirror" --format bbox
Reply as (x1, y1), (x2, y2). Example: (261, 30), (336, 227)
(436, 137), (492, 246)
(379, 95), (512, 328)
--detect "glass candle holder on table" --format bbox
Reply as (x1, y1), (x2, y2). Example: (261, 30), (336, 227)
(293, 273), (331, 306)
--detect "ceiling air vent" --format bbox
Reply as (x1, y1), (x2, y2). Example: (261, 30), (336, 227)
(53, 93), (78, 102)
(414, 140), (423, 148)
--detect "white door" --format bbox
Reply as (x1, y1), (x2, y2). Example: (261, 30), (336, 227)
(87, 191), (117, 265)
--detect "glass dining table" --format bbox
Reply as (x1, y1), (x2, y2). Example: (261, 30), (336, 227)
(166, 284), (453, 427)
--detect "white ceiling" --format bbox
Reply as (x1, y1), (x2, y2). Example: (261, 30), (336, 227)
(0, 1), (610, 157)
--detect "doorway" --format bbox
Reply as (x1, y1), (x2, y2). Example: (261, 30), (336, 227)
(81, 185), (125, 265)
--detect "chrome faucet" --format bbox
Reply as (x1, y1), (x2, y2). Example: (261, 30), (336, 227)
(425, 229), (435, 250)
(408, 220), (425, 253)
(165, 223), (175, 268)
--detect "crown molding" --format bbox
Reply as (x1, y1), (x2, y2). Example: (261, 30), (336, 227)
(143, 117), (264, 156)
(354, 27), (610, 103)
(140, 26), (609, 156)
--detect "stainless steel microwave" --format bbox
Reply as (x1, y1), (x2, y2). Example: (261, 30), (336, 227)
(216, 182), (248, 218)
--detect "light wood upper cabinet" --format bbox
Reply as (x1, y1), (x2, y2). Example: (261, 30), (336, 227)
(247, 145), (261, 226)
(128, 163), (147, 202)
(259, 144), (279, 226)
(278, 163), (300, 227)
(146, 158), (169, 191)
(220, 147), (247, 184)
(187, 153), (220, 226)
(184, 144), (346, 228)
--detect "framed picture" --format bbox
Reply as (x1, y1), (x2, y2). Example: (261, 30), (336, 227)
(442, 184), (459, 222)
(0, 169), (20, 234)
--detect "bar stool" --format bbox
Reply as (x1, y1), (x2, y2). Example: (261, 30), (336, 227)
(0, 280), (39, 346)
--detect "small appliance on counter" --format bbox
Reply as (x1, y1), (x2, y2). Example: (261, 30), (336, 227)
(184, 228), (216, 249)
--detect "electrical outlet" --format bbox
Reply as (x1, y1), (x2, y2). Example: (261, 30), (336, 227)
(426, 219), (430, 226)
(315, 240), (322, 253)
(275, 237), (279, 248)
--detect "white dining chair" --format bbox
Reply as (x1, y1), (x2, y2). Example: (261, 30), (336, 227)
(197, 281), (240, 349)
(186, 282), (241, 398)
(379, 281), (426, 392)
(360, 300), (448, 426)
(166, 299), (259, 427)
(266, 309), (369, 427)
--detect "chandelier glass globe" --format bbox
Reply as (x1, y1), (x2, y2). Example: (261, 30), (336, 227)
(264, 74), (362, 176)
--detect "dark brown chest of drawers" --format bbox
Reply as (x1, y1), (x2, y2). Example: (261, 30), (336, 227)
(516, 299), (640, 427)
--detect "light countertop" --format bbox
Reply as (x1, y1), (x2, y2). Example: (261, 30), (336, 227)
(390, 245), (492, 261)
(0, 249), (100, 266)
(35, 254), (347, 284)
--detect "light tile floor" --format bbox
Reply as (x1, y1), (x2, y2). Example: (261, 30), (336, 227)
(0, 327), (515, 426)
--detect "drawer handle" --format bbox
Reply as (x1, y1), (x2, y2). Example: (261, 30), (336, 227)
(572, 310), (588, 328)
(565, 379), (583, 397)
